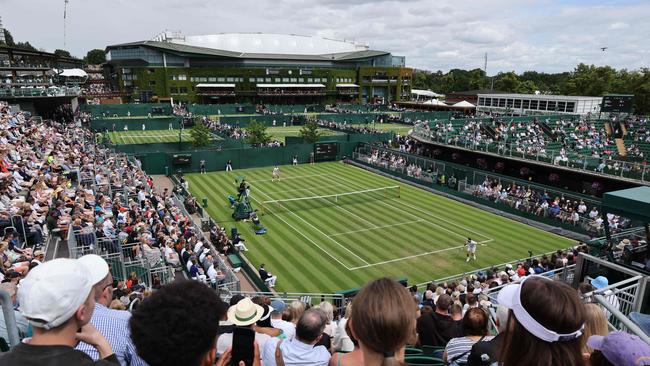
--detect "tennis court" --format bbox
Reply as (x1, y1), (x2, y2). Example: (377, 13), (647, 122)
(186, 162), (575, 293)
(107, 130), (219, 145)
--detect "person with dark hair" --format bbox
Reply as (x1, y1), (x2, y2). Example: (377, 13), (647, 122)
(262, 308), (331, 365)
(417, 293), (461, 347)
(497, 275), (587, 366)
(443, 308), (494, 365)
(128, 280), (242, 366)
(350, 278), (417, 366)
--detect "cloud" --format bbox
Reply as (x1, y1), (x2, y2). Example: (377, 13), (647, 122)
(0, 0), (648, 74)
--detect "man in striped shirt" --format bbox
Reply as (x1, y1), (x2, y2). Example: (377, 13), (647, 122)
(75, 255), (147, 366)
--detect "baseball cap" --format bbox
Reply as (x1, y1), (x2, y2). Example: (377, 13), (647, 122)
(590, 276), (609, 290)
(18, 258), (93, 330)
(270, 299), (286, 313)
(77, 254), (110, 286)
(497, 275), (584, 343)
(587, 331), (650, 366)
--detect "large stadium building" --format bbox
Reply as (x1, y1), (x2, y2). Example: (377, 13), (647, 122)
(105, 31), (412, 104)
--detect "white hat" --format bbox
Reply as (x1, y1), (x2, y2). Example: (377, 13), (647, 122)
(18, 258), (93, 330)
(227, 298), (264, 326)
(77, 254), (109, 286)
(497, 275), (583, 343)
(473, 288), (482, 295)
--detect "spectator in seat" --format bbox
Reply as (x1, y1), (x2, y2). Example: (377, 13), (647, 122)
(497, 275), (586, 366)
(0, 258), (117, 366)
(0, 282), (29, 342)
(587, 331), (650, 366)
(129, 280), (251, 366)
(443, 307), (495, 365)
(350, 278), (417, 366)
(75, 255), (146, 366)
(217, 297), (271, 355)
(262, 307), (331, 366)
(270, 300), (296, 340)
(259, 264), (277, 288)
(580, 303), (609, 358)
(467, 305), (509, 366)
(417, 293), (461, 347)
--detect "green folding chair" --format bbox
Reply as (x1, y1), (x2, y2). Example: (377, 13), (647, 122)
(405, 355), (445, 366)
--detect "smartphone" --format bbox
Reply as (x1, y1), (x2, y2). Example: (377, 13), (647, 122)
(231, 327), (255, 366)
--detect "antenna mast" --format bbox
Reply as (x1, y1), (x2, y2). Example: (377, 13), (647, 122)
(63, 0), (69, 50)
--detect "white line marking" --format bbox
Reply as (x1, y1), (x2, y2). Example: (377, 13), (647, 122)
(333, 172), (491, 240)
(263, 182), (349, 195)
(349, 244), (466, 270)
(254, 185), (370, 266)
(328, 219), (424, 237)
(248, 173), (334, 183)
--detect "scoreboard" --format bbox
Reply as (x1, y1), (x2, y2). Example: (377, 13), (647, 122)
(314, 142), (338, 161)
(601, 94), (634, 113)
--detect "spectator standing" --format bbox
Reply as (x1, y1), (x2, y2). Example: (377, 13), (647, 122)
(75, 255), (146, 366)
(262, 308), (331, 366)
(217, 297), (271, 355)
(200, 159), (206, 174)
(0, 258), (118, 366)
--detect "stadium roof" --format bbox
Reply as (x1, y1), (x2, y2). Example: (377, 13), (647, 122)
(256, 84), (325, 88)
(411, 89), (443, 97)
(196, 83), (235, 88)
(602, 186), (650, 222)
(106, 40), (390, 61)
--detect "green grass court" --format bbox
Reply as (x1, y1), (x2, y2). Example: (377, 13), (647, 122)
(186, 162), (575, 293)
(107, 130), (205, 145)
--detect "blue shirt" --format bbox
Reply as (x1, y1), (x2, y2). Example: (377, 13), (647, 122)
(75, 303), (147, 366)
(262, 337), (330, 366)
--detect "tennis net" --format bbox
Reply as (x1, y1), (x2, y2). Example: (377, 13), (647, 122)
(260, 185), (400, 215)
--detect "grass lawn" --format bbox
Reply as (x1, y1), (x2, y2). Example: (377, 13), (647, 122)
(186, 162), (575, 293)
(266, 126), (344, 143)
(107, 130), (218, 145)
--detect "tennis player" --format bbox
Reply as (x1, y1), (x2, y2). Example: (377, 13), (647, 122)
(465, 237), (478, 262)
(272, 166), (280, 182)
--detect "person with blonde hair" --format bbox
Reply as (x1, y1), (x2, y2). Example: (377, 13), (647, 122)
(581, 303), (609, 355)
(109, 300), (126, 311)
(288, 300), (306, 325)
(350, 278), (417, 366)
(315, 301), (335, 337)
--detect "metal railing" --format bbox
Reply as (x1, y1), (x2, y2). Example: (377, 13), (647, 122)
(0, 289), (19, 347)
(411, 124), (649, 183)
(223, 291), (345, 308)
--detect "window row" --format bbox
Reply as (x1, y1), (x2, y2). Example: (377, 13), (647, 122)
(335, 77), (355, 83)
(478, 97), (576, 113)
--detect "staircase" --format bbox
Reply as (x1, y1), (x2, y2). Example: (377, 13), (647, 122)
(615, 138), (628, 157)
(537, 121), (555, 140)
(481, 123), (496, 140)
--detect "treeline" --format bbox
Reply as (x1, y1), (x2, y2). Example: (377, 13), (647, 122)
(413, 63), (650, 114)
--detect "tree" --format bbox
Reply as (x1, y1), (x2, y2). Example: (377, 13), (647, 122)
(245, 120), (271, 147)
(13, 41), (37, 51)
(54, 49), (72, 58)
(495, 71), (520, 92)
(299, 120), (323, 144)
(1, 29), (14, 46)
(85, 49), (106, 64)
(190, 122), (211, 147)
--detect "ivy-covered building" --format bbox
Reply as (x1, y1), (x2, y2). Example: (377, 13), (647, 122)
(105, 31), (412, 104)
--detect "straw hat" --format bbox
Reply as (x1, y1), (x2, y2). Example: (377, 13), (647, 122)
(227, 298), (264, 326)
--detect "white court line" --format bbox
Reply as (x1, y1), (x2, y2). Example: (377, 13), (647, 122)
(255, 185), (371, 266)
(328, 219), (424, 237)
(351, 239), (496, 271)
(264, 182), (348, 195)
(349, 244), (466, 270)
(333, 172), (491, 240)
(248, 173), (333, 183)
(244, 188), (355, 270)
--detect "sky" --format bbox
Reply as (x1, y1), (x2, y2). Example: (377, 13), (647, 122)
(1, 0), (648, 74)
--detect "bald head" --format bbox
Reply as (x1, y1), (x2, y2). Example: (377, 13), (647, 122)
(296, 308), (326, 344)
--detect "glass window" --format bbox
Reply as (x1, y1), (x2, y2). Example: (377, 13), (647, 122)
(170, 75), (178, 81)
(178, 74), (187, 81)
(514, 99), (522, 108)
(290, 78), (297, 83)
(566, 102), (575, 112)
(298, 78), (304, 82)
(557, 101), (566, 111)
(322, 78), (327, 83)
(314, 78), (320, 83)
(179, 86), (188, 94)
(498, 98), (505, 107)
(274, 78), (281, 83)
(226, 77), (234, 82)
(539, 100), (547, 110)
(249, 78), (256, 82)
(170, 87), (178, 94)
(547, 101), (556, 111)
(282, 78), (289, 82)
(523, 100), (530, 109)
(209, 77), (216, 82)
(265, 77), (271, 83)
(530, 100), (538, 109)
(217, 77), (225, 82)
(307, 78), (313, 83)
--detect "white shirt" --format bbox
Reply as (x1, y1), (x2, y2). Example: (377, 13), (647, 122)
(262, 337), (330, 366)
(271, 318), (296, 341)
